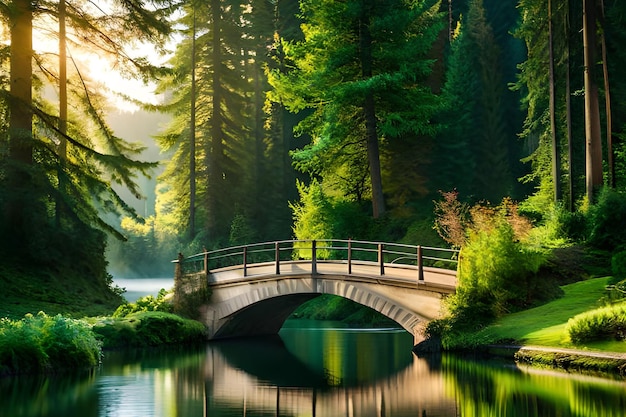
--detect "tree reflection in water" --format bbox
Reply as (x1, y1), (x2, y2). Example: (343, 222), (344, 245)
(1, 322), (625, 416)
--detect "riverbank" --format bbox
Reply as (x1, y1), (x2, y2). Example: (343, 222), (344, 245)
(483, 345), (626, 377)
(423, 276), (626, 377)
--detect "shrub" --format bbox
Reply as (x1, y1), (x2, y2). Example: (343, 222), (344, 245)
(92, 311), (206, 349)
(433, 190), (469, 247)
(566, 303), (626, 344)
(291, 180), (371, 259)
(0, 312), (101, 375)
(611, 251), (626, 281)
(113, 289), (173, 318)
(588, 188), (626, 250)
(437, 198), (550, 332)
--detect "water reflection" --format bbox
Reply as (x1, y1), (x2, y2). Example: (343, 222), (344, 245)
(441, 354), (626, 417)
(1, 322), (626, 417)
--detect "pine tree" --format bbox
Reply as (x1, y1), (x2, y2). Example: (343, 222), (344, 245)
(0, 0), (172, 264)
(268, 0), (444, 218)
(155, 0), (285, 247)
(434, 0), (512, 203)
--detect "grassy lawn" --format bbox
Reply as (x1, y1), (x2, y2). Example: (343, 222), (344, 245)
(475, 276), (626, 353)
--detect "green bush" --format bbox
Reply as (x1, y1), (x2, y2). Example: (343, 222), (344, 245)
(588, 188), (626, 250)
(291, 180), (371, 259)
(453, 218), (548, 318)
(566, 303), (626, 344)
(611, 251), (626, 281)
(0, 312), (101, 375)
(92, 311), (206, 349)
(113, 289), (173, 318)
(439, 199), (551, 333)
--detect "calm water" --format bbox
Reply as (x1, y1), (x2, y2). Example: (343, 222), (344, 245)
(113, 278), (174, 302)
(1, 320), (625, 417)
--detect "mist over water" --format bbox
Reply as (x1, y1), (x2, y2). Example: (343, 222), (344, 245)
(113, 277), (174, 302)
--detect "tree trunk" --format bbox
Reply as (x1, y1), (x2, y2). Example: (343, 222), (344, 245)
(583, 0), (603, 202)
(566, 0), (574, 211)
(7, 0), (34, 238)
(57, 0), (67, 227)
(548, 0), (561, 203)
(207, 0), (224, 236)
(359, 3), (385, 218)
(9, 0), (33, 167)
(598, 0), (614, 188)
(189, 8), (197, 240)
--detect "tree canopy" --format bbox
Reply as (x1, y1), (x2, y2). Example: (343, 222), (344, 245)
(4, 0), (626, 282)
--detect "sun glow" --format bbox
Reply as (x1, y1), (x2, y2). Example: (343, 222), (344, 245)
(19, 7), (173, 114)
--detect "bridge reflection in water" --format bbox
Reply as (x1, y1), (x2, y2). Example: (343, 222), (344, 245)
(202, 334), (457, 417)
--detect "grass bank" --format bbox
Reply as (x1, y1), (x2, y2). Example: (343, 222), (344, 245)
(0, 311), (207, 376)
(0, 264), (124, 320)
(472, 276), (626, 352)
(456, 276), (626, 376)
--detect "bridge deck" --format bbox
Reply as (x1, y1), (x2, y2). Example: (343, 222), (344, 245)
(208, 260), (457, 294)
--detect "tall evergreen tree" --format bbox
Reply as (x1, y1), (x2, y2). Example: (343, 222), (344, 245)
(516, 0), (626, 206)
(515, 0), (584, 208)
(268, 0), (444, 219)
(155, 0), (287, 247)
(433, 0), (513, 203)
(0, 0), (172, 264)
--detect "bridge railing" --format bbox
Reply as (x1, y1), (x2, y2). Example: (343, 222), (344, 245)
(175, 239), (458, 281)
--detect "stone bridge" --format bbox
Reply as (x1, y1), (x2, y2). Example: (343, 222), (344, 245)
(174, 239), (458, 344)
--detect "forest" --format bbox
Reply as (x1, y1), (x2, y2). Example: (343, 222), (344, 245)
(1, 0), (626, 298)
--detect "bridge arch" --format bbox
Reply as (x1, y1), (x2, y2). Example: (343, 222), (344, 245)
(174, 240), (457, 344)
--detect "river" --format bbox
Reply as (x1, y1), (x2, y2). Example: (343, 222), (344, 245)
(1, 319), (625, 417)
(1, 279), (625, 416)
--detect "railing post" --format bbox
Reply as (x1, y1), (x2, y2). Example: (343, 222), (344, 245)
(243, 246), (248, 277)
(175, 252), (184, 281)
(311, 239), (317, 275)
(378, 243), (384, 276)
(203, 248), (209, 275)
(347, 239), (352, 275)
(275, 241), (280, 275)
(417, 245), (424, 281)
(174, 252), (185, 310)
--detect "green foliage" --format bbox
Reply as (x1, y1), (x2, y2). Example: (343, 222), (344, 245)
(433, 0), (518, 202)
(153, 0), (290, 245)
(607, 250), (626, 299)
(439, 199), (552, 334)
(611, 252), (626, 282)
(518, 202), (577, 248)
(587, 188), (626, 251)
(229, 213), (259, 246)
(113, 289), (173, 318)
(291, 294), (397, 327)
(270, 0), (445, 216)
(92, 311), (206, 349)
(291, 180), (371, 258)
(0, 262), (124, 320)
(430, 276), (611, 351)
(566, 303), (626, 344)
(0, 312), (101, 375)
(107, 216), (178, 278)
